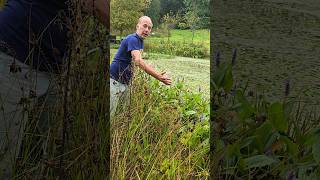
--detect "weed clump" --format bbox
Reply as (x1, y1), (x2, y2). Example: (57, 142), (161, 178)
(111, 69), (209, 179)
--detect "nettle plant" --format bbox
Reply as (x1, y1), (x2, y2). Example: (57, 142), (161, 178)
(211, 49), (320, 179)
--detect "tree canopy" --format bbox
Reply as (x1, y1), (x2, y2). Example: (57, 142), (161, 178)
(111, 0), (151, 36)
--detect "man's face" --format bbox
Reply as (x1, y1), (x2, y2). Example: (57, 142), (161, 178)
(136, 18), (153, 39)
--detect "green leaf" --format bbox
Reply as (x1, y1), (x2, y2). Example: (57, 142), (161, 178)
(235, 90), (255, 120)
(254, 122), (273, 152)
(279, 136), (298, 157)
(223, 66), (233, 92)
(268, 102), (287, 132)
(213, 64), (233, 92)
(185, 110), (196, 116)
(244, 155), (277, 169)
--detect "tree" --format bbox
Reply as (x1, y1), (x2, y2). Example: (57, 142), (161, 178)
(144, 0), (161, 28)
(184, 9), (200, 43)
(160, 0), (185, 18)
(111, 0), (151, 37)
(161, 12), (178, 42)
(183, 0), (210, 29)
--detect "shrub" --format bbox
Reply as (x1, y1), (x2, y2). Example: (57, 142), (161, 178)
(177, 22), (189, 30)
(144, 40), (209, 58)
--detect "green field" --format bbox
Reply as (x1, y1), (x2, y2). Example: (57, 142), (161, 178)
(116, 29), (210, 50)
(111, 29), (210, 97)
(147, 29), (210, 49)
(110, 49), (210, 99)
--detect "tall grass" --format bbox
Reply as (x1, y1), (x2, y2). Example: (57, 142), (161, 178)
(111, 68), (209, 179)
(11, 1), (109, 178)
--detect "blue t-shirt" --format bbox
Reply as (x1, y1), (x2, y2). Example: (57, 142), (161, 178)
(110, 33), (144, 84)
(0, 0), (68, 72)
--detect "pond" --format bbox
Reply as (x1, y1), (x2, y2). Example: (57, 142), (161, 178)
(212, 0), (320, 105)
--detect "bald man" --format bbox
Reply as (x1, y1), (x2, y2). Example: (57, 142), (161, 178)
(110, 16), (172, 115)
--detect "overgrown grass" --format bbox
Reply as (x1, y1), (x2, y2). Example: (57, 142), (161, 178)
(11, 2), (109, 179)
(111, 69), (209, 179)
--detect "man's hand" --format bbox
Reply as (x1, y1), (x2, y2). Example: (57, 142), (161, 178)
(158, 72), (172, 85)
(131, 50), (172, 85)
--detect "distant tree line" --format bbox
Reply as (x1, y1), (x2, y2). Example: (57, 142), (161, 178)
(111, 0), (210, 36)
(145, 0), (210, 29)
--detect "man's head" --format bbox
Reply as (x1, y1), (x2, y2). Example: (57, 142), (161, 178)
(136, 16), (153, 39)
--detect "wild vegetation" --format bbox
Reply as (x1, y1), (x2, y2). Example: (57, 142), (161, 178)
(110, 0), (210, 178)
(111, 69), (209, 179)
(211, 50), (320, 179)
(8, 2), (109, 179)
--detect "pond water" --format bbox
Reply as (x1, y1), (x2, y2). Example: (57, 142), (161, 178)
(212, 0), (320, 105)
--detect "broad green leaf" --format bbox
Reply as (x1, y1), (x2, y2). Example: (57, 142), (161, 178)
(213, 64), (233, 92)
(254, 122), (273, 152)
(268, 102), (287, 132)
(185, 110), (196, 116)
(235, 90), (255, 120)
(279, 136), (298, 157)
(244, 155), (277, 168)
(223, 66), (233, 92)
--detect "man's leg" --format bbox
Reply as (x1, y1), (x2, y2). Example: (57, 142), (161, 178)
(110, 78), (127, 117)
(0, 51), (50, 179)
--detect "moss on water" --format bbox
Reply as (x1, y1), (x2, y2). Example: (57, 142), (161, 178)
(212, 0), (320, 104)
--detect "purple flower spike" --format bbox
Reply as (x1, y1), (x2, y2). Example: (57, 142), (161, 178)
(215, 50), (220, 67)
(232, 48), (237, 66)
(285, 79), (290, 96)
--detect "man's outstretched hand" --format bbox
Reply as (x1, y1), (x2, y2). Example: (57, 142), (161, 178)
(159, 72), (172, 85)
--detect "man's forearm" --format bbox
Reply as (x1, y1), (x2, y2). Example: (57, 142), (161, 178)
(135, 59), (160, 80)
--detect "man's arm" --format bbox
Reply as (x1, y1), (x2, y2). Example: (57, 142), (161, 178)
(131, 50), (172, 85)
(82, 0), (109, 29)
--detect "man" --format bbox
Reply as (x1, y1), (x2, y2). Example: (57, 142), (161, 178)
(110, 16), (172, 115)
(0, 0), (109, 178)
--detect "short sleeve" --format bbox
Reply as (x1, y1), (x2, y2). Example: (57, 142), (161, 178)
(126, 36), (141, 52)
